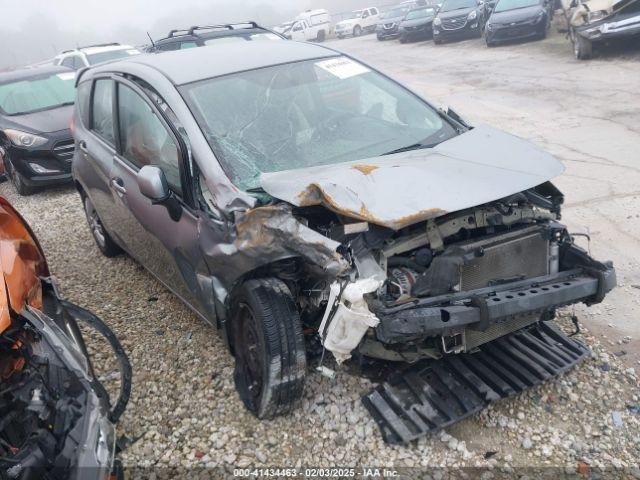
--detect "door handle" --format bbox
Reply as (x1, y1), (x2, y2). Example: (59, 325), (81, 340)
(78, 141), (88, 153)
(110, 177), (127, 195)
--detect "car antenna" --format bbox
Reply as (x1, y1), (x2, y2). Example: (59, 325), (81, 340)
(146, 31), (155, 47)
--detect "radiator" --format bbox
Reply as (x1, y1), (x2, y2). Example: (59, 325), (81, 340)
(458, 226), (549, 291)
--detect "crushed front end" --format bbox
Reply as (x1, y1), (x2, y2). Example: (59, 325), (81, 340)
(289, 182), (614, 442)
(0, 197), (131, 479)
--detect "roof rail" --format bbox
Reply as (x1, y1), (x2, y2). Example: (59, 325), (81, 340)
(78, 42), (121, 50)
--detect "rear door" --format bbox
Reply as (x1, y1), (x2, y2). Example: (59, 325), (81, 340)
(109, 78), (209, 314)
(79, 77), (122, 236)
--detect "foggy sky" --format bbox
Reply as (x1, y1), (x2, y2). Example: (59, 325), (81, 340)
(0, 0), (380, 70)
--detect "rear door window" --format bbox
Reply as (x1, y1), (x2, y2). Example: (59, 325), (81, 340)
(91, 79), (115, 145)
(117, 83), (182, 196)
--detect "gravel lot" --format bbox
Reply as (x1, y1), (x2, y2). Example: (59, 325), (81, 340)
(2, 27), (639, 477)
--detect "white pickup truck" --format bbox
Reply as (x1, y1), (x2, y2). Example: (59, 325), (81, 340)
(289, 9), (332, 42)
(335, 7), (381, 38)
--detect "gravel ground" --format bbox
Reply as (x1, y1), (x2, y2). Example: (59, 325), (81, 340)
(2, 31), (639, 478)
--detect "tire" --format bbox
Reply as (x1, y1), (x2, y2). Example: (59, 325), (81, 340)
(572, 29), (592, 59)
(231, 278), (306, 419)
(316, 30), (326, 42)
(353, 25), (362, 37)
(399, 36), (407, 43)
(83, 196), (122, 257)
(434, 38), (443, 44)
(377, 34), (384, 41)
(485, 36), (495, 47)
(8, 160), (36, 196)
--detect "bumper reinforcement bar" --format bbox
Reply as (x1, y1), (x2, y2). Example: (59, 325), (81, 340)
(362, 321), (589, 444)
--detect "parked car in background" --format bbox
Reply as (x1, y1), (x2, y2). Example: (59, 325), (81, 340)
(54, 43), (140, 70)
(273, 20), (295, 36)
(399, 6), (438, 41)
(146, 23), (285, 52)
(485, 0), (551, 46)
(433, 0), (488, 43)
(566, 0), (640, 59)
(0, 65), (75, 195)
(288, 9), (332, 41)
(71, 41), (615, 439)
(335, 7), (381, 38)
(376, 3), (414, 39)
(0, 196), (131, 479)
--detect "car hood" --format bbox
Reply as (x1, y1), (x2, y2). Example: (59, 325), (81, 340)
(490, 5), (544, 23)
(401, 16), (435, 26)
(260, 125), (564, 230)
(3, 104), (73, 134)
(337, 19), (359, 26)
(438, 6), (476, 18)
(379, 14), (407, 23)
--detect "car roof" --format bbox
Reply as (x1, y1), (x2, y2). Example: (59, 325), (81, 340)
(0, 64), (72, 84)
(88, 40), (340, 86)
(154, 26), (281, 46)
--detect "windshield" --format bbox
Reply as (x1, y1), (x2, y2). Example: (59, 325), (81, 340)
(384, 7), (410, 18)
(86, 48), (140, 65)
(406, 8), (435, 18)
(440, 0), (477, 11)
(0, 71), (75, 116)
(182, 56), (457, 191)
(344, 10), (364, 19)
(494, 0), (539, 11)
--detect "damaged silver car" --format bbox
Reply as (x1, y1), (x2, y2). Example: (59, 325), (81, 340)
(70, 41), (615, 442)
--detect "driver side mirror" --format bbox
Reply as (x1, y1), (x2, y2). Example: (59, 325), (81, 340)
(137, 165), (170, 203)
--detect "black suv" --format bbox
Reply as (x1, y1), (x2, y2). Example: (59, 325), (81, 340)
(145, 22), (286, 52)
(433, 0), (488, 43)
(0, 65), (76, 195)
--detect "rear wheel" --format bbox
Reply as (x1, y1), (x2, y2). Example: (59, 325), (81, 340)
(231, 278), (306, 419)
(353, 25), (362, 37)
(316, 30), (326, 42)
(83, 196), (122, 257)
(434, 38), (443, 44)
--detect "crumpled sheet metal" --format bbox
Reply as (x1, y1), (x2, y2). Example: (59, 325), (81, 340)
(199, 203), (350, 297)
(260, 125), (564, 231)
(234, 204), (349, 275)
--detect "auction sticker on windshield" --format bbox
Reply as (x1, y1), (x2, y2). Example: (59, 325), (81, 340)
(315, 57), (370, 79)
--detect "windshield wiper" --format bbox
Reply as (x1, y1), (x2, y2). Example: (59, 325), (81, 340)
(382, 142), (435, 156)
(246, 186), (266, 193)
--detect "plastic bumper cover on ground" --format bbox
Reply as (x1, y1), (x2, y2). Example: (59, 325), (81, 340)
(363, 320), (590, 444)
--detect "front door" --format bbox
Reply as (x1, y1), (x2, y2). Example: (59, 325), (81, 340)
(109, 79), (209, 315)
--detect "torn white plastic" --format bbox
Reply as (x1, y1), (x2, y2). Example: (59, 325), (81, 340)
(318, 277), (383, 364)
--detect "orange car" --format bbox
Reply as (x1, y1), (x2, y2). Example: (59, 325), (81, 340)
(0, 197), (130, 479)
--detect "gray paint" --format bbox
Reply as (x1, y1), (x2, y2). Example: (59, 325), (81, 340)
(260, 125), (564, 230)
(87, 40), (339, 86)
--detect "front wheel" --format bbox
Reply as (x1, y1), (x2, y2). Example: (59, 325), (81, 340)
(572, 29), (592, 59)
(7, 160), (36, 196)
(434, 38), (443, 44)
(231, 279), (307, 419)
(353, 25), (362, 37)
